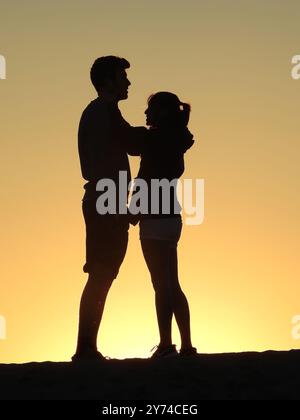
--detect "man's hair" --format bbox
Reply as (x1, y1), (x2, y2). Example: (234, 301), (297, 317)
(90, 56), (130, 92)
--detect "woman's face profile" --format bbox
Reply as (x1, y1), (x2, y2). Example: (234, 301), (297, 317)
(145, 102), (168, 127)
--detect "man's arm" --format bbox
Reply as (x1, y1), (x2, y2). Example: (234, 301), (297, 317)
(124, 126), (148, 156)
(111, 109), (148, 156)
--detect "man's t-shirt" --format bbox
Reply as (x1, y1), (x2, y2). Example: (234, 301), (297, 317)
(78, 98), (132, 203)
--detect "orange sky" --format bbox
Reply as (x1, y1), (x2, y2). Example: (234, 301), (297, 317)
(0, 0), (300, 362)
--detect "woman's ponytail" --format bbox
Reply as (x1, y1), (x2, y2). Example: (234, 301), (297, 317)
(180, 102), (191, 127)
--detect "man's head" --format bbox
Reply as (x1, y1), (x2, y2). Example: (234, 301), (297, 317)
(90, 56), (131, 102)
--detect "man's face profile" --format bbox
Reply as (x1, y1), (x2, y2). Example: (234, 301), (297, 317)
(103, 68), (130, 101)
(114, 69), (131, 100)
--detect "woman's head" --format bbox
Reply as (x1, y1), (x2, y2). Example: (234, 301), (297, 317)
(145, 92), (191, 129)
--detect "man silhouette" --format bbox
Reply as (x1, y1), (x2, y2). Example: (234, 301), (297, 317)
(73, 56), (133, 361)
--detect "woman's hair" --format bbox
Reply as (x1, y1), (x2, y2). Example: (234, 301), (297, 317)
(148, 92), (191, 128)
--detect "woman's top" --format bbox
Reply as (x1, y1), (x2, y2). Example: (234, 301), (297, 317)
(129, 126), (195, 221)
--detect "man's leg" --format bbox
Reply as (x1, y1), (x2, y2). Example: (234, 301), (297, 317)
(74, 200), (129, 359)
(75, 266), (114, 355)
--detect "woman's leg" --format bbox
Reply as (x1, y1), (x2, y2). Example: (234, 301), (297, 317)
(141, 239), (174, 348)
(169, 246), (193, 350)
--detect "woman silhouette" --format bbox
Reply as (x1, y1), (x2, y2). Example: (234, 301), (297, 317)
(131, 92), (197, 359)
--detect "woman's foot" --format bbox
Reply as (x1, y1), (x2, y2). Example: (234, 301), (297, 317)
(150, 344), (178, 359)
(179, 347), (198, 357)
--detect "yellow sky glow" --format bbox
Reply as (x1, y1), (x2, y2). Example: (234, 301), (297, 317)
(0, 0), (300, 362)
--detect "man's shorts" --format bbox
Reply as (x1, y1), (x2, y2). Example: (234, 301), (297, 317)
(82, 199), (129, 278)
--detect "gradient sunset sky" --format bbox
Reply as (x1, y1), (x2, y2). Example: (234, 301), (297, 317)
(0, 0), (300, 362)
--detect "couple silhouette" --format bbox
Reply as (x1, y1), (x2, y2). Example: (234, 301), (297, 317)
(73, 56), (197, 362)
